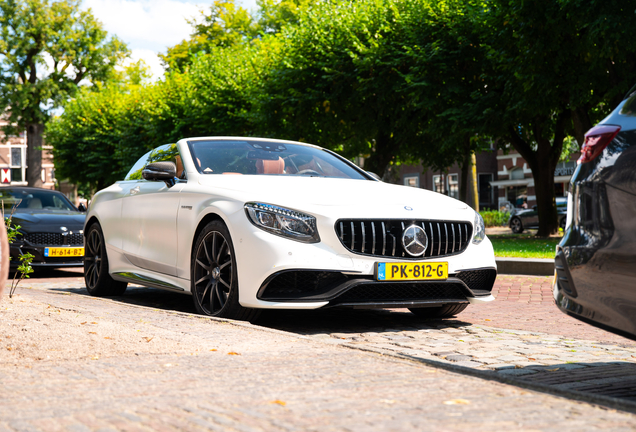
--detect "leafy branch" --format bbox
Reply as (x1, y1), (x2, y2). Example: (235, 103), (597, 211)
(2, 201), (34, 298)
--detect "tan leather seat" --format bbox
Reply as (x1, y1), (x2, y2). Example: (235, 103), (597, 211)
(256, 158), (285, 174)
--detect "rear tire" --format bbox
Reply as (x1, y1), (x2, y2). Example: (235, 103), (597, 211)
(510, 217), (524, 234)
(409, 303), (468, 318)
(84, 223), (127, 296)
(191, 220), (259, 321)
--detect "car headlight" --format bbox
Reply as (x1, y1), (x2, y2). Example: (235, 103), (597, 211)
(245, 202), (320, 243)
(472, 211), (485, 245)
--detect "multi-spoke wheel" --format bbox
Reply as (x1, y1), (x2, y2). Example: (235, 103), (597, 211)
(84, 223), (127, 296)
(191, 221), (259, 320)
(409, 303), (468, 319)
(510, 217), (524, 234)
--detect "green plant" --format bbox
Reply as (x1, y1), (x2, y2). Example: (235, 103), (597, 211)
(480, 210), (509, 227)
(3, 207), (34, 298)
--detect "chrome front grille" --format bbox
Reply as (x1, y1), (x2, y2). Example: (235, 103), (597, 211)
(335, 219), (473, 259)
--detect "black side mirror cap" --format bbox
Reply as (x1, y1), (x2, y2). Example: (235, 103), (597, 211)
(142, 162), (178, 186)
(78, 203), (87, 212)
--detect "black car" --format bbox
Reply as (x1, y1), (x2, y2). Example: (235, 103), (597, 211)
(508, 197), (567, 234)
(554, 85), (636, 340)
(1, 187), (85, 267)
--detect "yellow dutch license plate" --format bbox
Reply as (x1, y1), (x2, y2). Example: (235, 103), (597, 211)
(44, 247), (84, 258)
(376, 262), (448, 281)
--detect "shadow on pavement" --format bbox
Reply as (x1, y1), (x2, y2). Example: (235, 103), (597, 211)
(255, 308), (468, 335)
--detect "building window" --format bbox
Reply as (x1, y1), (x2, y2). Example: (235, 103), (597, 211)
(403, 175), (419, 188)
(447, 174), (459, 199)
(9, 146), (26, 184)
(433, 174), (445, 194)
(478, 173), (494, 206)
(510, 168), (525, 180)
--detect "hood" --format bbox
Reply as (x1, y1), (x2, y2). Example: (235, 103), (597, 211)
(11, 210), (85, 232)
(197, 175), (473, 220)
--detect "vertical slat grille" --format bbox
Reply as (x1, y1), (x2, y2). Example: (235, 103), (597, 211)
(336, 219), (473, 259)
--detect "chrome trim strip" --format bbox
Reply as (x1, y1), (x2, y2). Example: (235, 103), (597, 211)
(350, 221), (355, 250)
(437, 223), (441, 256)
(451, 224), (456, 253)
(381, 222), (386, 256)
(113, 272), (185, 291)
(361, 221), (366, 254)
(371, 222), (376, 255)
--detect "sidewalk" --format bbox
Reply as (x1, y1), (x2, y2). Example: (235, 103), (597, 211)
(2, 279), (636, 430)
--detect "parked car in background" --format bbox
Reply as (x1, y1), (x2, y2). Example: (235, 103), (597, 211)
(0, 187), (85, 268)
(84, 137), (497, 321)
(508, 197), (567, 233)
(554, 84), (636, 340)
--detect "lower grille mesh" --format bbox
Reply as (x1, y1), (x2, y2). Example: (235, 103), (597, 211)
(23, 232), (84, 246)
(455, 269), (497, 295)
(332, 282), (467, 304)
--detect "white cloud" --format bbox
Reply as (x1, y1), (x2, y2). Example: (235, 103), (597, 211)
(81, 0), (260, 79)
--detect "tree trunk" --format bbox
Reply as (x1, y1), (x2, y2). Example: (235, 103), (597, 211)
(532, 162), (558, 237)
(367, 132), (396, 179)
(26, 123), (44, 188)
(470, 151), (479, 212)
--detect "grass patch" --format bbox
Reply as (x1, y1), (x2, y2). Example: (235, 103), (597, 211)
(488, 234), (561, 259)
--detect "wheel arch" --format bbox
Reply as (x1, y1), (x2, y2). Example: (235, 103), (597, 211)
(84, 215), (101, 237)
(191, 212), (226, 254)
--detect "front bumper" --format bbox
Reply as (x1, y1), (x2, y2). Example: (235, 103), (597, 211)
(10, 244), (83, 268)
(230, 216), (498, 309)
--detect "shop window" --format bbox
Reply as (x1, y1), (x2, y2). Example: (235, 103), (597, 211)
(433, 174), (444, 194)
(403, 175), (419, 188)
(447, 174), (459, 199)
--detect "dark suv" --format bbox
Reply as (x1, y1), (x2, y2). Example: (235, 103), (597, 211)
(554, 85), (636, 340)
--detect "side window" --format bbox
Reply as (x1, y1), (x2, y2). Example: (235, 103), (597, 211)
(124, 150), (152, 181)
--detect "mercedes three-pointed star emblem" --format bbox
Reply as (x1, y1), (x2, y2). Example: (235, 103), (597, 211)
(402, 225), (428, 257)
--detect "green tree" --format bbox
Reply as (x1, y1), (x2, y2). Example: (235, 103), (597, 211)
(477, 0), (636, 236)
(0, 0), (128, 187)
(160, 0), (260, 72)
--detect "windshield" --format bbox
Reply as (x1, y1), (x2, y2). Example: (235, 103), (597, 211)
(187, 140), (368, 179)
(0, 188), (77, 212)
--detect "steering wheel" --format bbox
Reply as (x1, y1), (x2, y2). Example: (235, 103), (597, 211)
(296, 169), (321, 176)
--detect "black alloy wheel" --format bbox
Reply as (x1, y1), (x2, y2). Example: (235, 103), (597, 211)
(191, 221), (258, 320)
(84, 223), (127, 296)
(510, 217), (524, 234)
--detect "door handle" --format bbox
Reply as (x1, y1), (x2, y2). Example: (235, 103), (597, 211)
(130, 186), (140, 196)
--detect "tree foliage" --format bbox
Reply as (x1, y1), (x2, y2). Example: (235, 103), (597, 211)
(0, 0), (128, 186)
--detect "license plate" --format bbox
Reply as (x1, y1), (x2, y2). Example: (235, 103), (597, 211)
(44, 247), (84, 257)
(376, 262), (448, 281)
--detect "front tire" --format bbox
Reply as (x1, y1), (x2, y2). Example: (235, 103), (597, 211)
(510, 217), (524, 234)
(84, 223), (127, 296)
(409, 304), (468, 319)
(191, 221), (259, 320)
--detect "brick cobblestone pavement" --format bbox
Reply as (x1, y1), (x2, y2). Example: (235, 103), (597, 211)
(2, 271), (636, 430)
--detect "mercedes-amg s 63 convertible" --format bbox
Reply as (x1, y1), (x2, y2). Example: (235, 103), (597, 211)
(84, 137), (497, 320)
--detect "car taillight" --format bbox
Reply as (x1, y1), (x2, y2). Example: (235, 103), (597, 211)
(578, 124), (621, 164)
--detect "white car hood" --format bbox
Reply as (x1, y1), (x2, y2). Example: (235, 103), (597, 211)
(197, 175), (473, 221)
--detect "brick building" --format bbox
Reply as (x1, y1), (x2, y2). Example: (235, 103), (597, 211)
(0, 114), (78, 203)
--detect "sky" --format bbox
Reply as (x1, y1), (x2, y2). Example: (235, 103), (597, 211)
(81, 0), (259, 79)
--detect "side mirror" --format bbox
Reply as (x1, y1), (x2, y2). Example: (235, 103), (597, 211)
(78, 203), (87, 212)
(142, 162), (177, 186)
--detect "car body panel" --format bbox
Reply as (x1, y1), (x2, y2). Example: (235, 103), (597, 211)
(554, 94), (636, 340)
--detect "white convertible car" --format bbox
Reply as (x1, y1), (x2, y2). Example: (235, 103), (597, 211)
(84, 137), (497, 320)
